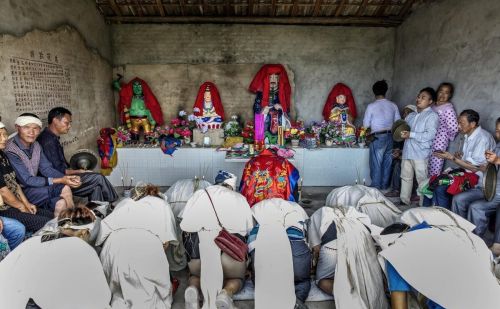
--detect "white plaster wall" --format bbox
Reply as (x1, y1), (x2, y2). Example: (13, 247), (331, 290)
(112, 24), (395, 125)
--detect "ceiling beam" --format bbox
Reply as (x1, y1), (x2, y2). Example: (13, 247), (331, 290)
(291, 0), (299, 16)
(248, 0), (254, 16)
(334, 0), (346, 17)
(225, 0), (231, 16)
(375, 0), (391, 17)
(108, 0), (122, 16)
(179, 0), (185, 16)
(398, 0), (415, 18)
(107, 15), (403, 26)
(312, 0), (322, 17)
(202, 0), (209, 15)
(156, 0), (166, 16)
(355, 0), (368, 16)
(135, 0), (144, 17)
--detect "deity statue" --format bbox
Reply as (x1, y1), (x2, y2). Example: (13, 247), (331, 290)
(322, 83), (357, 146)
(114, 75), (164, 141)
(193, 82), (224, 131)
(249, 64), (291, 146)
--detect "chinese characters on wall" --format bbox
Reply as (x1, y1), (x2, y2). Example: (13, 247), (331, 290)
(10, 50), (71, 124)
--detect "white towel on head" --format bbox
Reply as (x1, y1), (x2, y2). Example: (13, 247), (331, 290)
(15, 115), (42, 127)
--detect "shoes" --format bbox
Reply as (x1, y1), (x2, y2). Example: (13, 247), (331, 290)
(380, 188), (392, 194)
(384, 190), (400, 197)
(410, 195), (420, 202)
(185, 286), (200, 309)
(215, 289), (235, 309)
(294, 298), (309, 309)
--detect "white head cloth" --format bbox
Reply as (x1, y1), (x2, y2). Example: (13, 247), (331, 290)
(0, 122), (5, 129)
(15, 116), (42, 128)
(403, 104), (417, 113)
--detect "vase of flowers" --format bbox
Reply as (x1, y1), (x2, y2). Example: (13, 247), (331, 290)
(285, 121), (305, 147)
(116, 126), (131, 147)
(170, 110), (197, 141)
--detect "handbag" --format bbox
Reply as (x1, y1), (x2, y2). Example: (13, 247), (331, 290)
(204, 189), (248, 262)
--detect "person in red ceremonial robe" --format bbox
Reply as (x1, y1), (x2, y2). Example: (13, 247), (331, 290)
(249, 64), (292, 145)
(322, 82), (357, 122)
(192, 81), (225, 131)
(239, 148), (300, 206)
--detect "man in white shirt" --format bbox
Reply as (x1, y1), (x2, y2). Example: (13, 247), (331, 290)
(433, 110), (496, 236)
(363, 80), (401, 191)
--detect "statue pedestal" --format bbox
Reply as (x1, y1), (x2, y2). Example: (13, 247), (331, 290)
(193, 128), (224, 146)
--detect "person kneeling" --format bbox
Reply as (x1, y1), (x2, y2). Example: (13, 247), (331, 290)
(180, 180), (253, 309)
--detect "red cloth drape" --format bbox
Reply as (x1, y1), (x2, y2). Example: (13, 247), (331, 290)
(248, 64), (291, 113)
(192, 81), (225, 120)
(117, 77), (164, 125)
(322, 82), (357, 120)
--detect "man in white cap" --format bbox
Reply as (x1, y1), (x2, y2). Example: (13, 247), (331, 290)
(5, 113), (77, 217)
(0, 121), (52, 233)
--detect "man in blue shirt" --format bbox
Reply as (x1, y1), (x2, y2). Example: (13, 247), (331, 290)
(5, 114), (77, 217)
(363, 80), (400, 191)
(399, 87), (439, 206)
(37, 107), (118, 203)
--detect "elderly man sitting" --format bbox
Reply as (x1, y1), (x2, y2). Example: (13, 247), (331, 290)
(5, 114), (76, 217)
(0, 121), (52, 233)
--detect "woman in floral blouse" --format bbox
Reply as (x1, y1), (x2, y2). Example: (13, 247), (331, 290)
(429, 82), (459, 176)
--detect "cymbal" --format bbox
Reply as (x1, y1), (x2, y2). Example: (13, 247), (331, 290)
(483, 163), (497, 202)
(69, 149), (98, 171)
(392, 120), (410, 142)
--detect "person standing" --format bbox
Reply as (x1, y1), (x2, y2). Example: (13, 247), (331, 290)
(399, 88), (439, 206)
(429, 82), (459, 176)
(363, 80), (400, 191)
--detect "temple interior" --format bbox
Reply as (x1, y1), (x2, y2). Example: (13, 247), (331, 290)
(1, 1), (500, 308)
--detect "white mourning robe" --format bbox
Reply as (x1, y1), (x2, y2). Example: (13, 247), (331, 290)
(165, 178), (212, 270)
(325, 185), (401, 227)
(0, 236), (111, 309)
(251, 198), (309, 309)
(165, 178), (212, 218)
(379, 226), (500, 309)
(96, 196), (178, 309)
(180, 186), (254, 309)
(310, 206), (389, 309)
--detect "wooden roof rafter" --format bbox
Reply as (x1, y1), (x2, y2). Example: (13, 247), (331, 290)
(97, 0), (430, 27)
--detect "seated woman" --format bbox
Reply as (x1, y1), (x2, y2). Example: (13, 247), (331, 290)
(249, 198), (311, 309)
(376, 207), (500, 309)
(0, 206), (111, 309)
(180, 179), (253, 309)
(0, 213), (25, 260)
(96, 185), (178, 309)
(0, 121), (52, 233)
(308, 206), (388, 308)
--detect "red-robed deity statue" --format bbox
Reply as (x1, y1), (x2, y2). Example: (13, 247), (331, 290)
(249, 64), (292, 146)
(193, 81), (225, 130)
(114, 76), (164, 140)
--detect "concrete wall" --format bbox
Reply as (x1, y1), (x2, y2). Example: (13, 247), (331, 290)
(0, 0), (114, 157)
(393, 0), (500, 133)
(112, 24), (395, 125)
